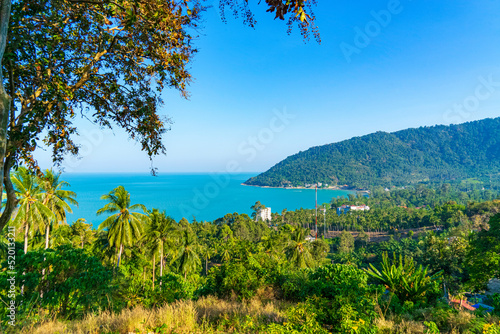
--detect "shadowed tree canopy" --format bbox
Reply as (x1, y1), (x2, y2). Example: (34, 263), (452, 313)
(0, 0), (319, 232)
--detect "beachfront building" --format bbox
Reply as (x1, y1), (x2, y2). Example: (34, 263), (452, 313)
(258, 207), (272, 221)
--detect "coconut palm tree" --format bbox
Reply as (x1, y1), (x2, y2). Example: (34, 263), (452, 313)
(11, 167), (54, 254)
(143, 209), (177, 286)
(286, 227), (314, 269)
(92, 230), (115, 265)
(97, 186), (148, 267)
(218, 240), (232, 262)
(281, 208), (287, 224)
(173, 229), (201, 279)
(200, 244), (215, 276)
(39, 169), (78, 249)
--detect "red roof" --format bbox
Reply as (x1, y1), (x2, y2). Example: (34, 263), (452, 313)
(450, 299), (476, 311)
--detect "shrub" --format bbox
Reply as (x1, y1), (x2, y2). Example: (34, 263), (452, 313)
(277, 263), (380, 331)
(277, 268), (313, 302)
(153, 272), (198, 304)
(485, 293), (500, 316)
(365, 252), (442, 304)
(203, 255), (271, 301)
(483, 322), (500, 334)
(0, 245), (114, 322)
(265, 298), (329, 334)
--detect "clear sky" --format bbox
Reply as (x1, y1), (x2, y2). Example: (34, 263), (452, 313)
(35, 0), (500, 174)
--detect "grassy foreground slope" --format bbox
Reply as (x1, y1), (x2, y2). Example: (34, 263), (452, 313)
(244, 117), (500, 188)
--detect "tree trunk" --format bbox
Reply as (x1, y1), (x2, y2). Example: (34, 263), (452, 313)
(116, 243), (123, 268)
(159, 244), (163, 286)
(205, 258), (208, 276)
(23, 222), (28, 254)
(45, 223), (50, 249)
(0, 0), (12, 234)
(41, 223), (50, 298)
(152, 253), (155, 290)
(22, 219), (27, 296)
(160, 242), (163, 277)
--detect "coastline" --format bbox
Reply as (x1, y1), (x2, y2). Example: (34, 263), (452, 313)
(241, 183), (367, 192)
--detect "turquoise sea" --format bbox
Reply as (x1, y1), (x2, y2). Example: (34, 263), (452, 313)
(63, 173), (354, 228)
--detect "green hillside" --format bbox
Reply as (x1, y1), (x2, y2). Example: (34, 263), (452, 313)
(244, 117), (500, 188)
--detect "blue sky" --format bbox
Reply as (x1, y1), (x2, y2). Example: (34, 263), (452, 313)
(35, 0), (500, 174)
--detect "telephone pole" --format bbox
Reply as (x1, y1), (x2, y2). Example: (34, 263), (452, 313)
(323, 204), (326, 237)
(315, 185), (318, 239)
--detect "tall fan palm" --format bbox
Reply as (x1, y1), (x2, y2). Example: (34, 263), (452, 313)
(173, 229), (201, 279)
(143, 209), (177, 286)
(39, 169), (78, 249)
(11, 167), (54, 254)
(97, 186), (148, 267)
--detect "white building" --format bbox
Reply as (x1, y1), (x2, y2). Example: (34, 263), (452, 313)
(305, 235), (316, 242)
(337, 205), (370, 215)
(258, 207), (272, 221)
(350, 205), (370, 211)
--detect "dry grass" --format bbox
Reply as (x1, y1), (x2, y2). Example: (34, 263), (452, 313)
(25, 301), (198, 334)
(395, 320), (425, 333)
(374, 317), (395, 333)
(446, 310), (475, 332)
(24, 296), (287, 334)
(195, 295), (286, 325)
(23, 296), (495, 334)
(374, 318), (425, 334)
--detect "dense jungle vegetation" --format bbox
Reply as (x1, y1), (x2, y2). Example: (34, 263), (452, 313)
(1, 168), (500, 333)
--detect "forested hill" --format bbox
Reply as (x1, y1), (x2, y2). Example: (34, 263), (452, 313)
(244, 117), (500, 188)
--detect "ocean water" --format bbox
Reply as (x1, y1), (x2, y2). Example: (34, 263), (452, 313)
(63, 173), (354, 228)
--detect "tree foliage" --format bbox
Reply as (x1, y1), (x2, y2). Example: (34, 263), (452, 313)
(286, 227), (314, 269)
(4, 181), (500, 332)
(0, 244), (115, 319)
(0, 0), (320, 233)
(468, 213), (500, 289)
(97, 185), (149, 267)
(11, 167), (54, 253)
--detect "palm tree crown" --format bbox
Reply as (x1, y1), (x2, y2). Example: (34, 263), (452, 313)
(173, 229), (201, 279)
(143, 209), (177, 280)
(286, 227), (314, 269)
(97, 185), (149, 267)
(39, 169), (78, 249)
(11, 167), (54, 254)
